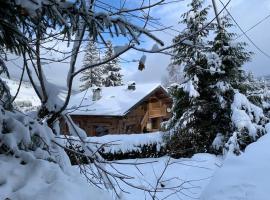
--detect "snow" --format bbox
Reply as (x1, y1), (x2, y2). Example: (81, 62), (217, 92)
(85, 154), (222, 200)
(63, 132), (164, 154)
(3, 78), (40, 109)
(90, 132), (164, 153)
(182, 80), (200, 98)
(187, 11), (195, 22)
(2, 77), (67, 112)
(169, 79), (199, 99)
(67, 83), (165, 116)
(0, 155), (110, 200)
(42, 79), (65, 112)
(212, 133), (224, 151)
(232, 92), (264, 123)
(214, 81), (230, 92)
(206, 52), (223, 74)
(0, 100), (111, 200)
(200, 128), (270, 200)
(182, 39), (193, 46)
(231, 91), (265, 138)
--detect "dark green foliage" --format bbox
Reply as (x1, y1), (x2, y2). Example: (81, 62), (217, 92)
(80, 39), (104, 90)
(165, 0), (217, 157)
(166, 131), (212, 158)
(65, 142), (166, 164)
(100, 143), (166, 161)
(0, 50), (13, 110)
(103, 41), (123, 87)
(165, 2), (254, 157)
(211, 16), (252, 89)
(165, 85), (190, 130)
(0, 0), (30, 55)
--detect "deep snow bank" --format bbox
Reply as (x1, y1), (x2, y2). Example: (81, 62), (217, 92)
(0, 155), (110, 200)
(200, 125), (270, 200)
(87, 132), (164, 153)
(61, 132), (164, 154)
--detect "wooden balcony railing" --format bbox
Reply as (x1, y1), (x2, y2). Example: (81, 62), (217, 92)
(149, 106), (166, 118)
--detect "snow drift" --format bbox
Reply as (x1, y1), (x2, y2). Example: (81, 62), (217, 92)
(0, 155), (110, 200)
(200, 123), (270, 200)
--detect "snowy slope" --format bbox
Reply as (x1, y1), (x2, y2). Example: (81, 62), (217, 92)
(3, 78), (41, 109)
(200, 125), (270, 200)
(3, 78), (68, 112)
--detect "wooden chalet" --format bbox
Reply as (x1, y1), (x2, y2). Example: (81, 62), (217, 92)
(62, 82), (172, 136)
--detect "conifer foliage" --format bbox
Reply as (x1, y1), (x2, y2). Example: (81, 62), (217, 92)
(80, 40), (123, 89)
(103, 41), (123, 87)
(209, 16), (268, 155)
(165, 1), (267, 157)
(80, 39), (103, 91)
(165, 0), (213, 157)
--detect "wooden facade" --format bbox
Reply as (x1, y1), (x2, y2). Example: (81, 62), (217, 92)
(61, 87), (172, 136)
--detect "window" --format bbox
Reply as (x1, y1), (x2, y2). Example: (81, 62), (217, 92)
(151, 118), (160, 130)
(94, 125), (109, 136)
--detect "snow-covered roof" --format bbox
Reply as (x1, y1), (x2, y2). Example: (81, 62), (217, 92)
(67, 83), (167, 116)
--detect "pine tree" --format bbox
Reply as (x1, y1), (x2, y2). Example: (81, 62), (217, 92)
(80, 39), (104, 91)
(103, 41), (123, 87)
(210, 16), (267, 154)
(211, 16), (251, 90)
(164, 0), (213, 157)
(165, 4), (264, 157)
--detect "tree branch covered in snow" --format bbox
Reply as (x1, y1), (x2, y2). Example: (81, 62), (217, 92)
(0, 0), (170, 126)
(0, 0), (197, 198)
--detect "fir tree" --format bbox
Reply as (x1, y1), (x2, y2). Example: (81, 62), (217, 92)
(210, 16), (266, 154)
(164, 0), (213, 157)
(165, 2), (264, 157)
(103, 41), (123, 87)
(80, 39), (104, 91)
(211, 16), (251, 91)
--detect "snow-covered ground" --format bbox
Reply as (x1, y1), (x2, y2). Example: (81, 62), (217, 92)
(3, 78), (41, 110)
(3, 129), (270, 200)
(201, 126), (270, 200)
(0, 155), (110, 200)
(67, 129), (270, 200)
(119, 154), (221, 200)
(81, 154), (222, 200)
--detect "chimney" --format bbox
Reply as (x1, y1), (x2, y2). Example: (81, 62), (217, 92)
(92, 87), (102, 101)
(127, 81), (136, 90)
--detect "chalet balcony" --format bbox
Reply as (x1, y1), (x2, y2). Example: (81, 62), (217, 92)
(148, 101), (167, 118)
(149, 109), (166, 118)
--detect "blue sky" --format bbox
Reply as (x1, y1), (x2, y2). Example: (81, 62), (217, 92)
(122, 0), (270, 83)
(6, 0), (270, 88)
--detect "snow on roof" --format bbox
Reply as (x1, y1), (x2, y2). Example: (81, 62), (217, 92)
(67, 83), (165, 116)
